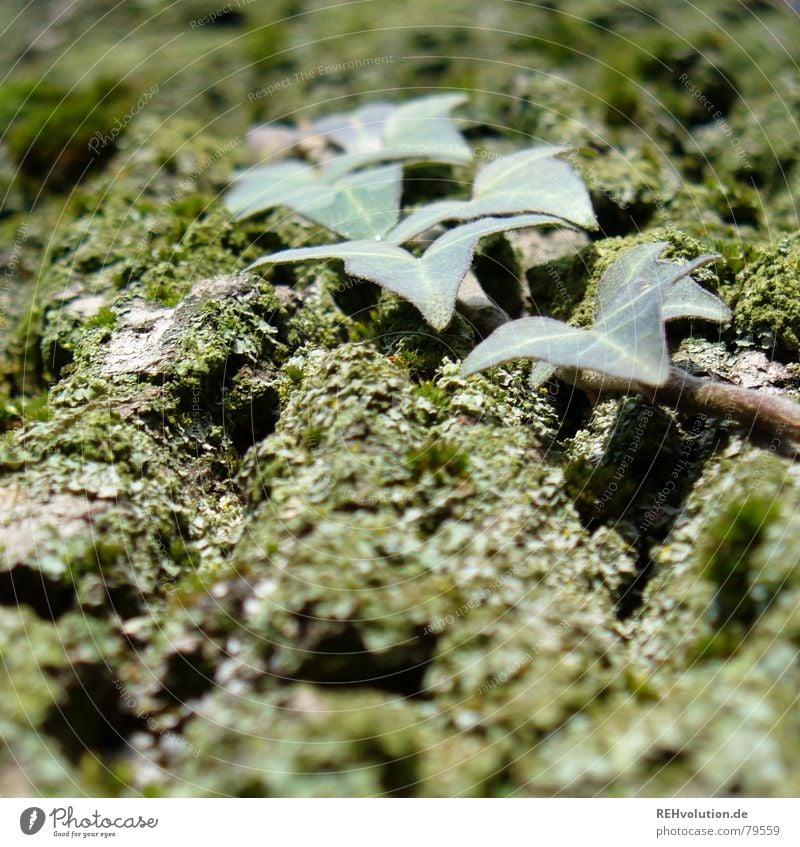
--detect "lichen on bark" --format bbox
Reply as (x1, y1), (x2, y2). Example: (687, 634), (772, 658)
(2, 0), (800, 798)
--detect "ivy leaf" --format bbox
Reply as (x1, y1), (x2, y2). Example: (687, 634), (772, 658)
(313, 94), (472, 177)
(463, 273), (674, 386)
(596, 242), (729, 324)
(387, 146), (597, 243)
(249, 214), (567, 330)
(529, 361), (558, 388)
(662, 275), (731, 323)
(226, 161), (311, 217)
(526, 245), (729, 390)
(464, 244), (729, 387)
(385, 200), (472, 245)
(311, 102), (396, 154)
(225, 162), (402, 240)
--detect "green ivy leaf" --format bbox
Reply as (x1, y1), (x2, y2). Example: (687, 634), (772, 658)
(463, 243), (728, 388)
(662, 275), (731, 323)
(463, 274), (674, 386)
(596, 242), (729, 324)
(314, 94), (472, 177)
(529, 361), (558, 388)
(311, 102), (396, 154)
(225, 162), (402, 240)
(249, 214), (568, 330)
(387, 146), (597, 243)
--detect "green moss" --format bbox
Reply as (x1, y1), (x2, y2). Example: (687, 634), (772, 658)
(583, 145), (675, 235)
(364, 296), (476, 380)
(732, 235), (800, 351)
(631, 445), (800, 674)
(700, 493), (780, 636)
(83, 306), (117, 331)
(0, 390), (52, 430)
(0, 407), (187, 612)
(515, 645), (800, 796)
(4, 0), (800, 799)
(138, 207), (265, 306)
(405, 438), (469, 480)
(0, 77), (142, 191)
(0, 605), (135, 781)
(412, 379), (449, 409)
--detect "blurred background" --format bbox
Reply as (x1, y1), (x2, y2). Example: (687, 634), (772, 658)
(4, 0), (800, 392)
(3, 0), (800, 799)
(2, 0), (799, 210)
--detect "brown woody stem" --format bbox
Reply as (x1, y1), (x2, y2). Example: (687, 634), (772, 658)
(643, 367), (800, 441)
(466, 282), (800, 441)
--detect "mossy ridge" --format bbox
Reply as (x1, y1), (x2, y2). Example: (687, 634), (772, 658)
(732, 234), (800, 353)
(511, 642), (800, 796)
(630, 444), (800, 673)
(1, 114), (334, 396)
(0, 604), (138, 794)
(115, 344), (636, 796)
(499, 444), (800, 797)
(0, 406), (190, 616)
(2, 0), (800, 798)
